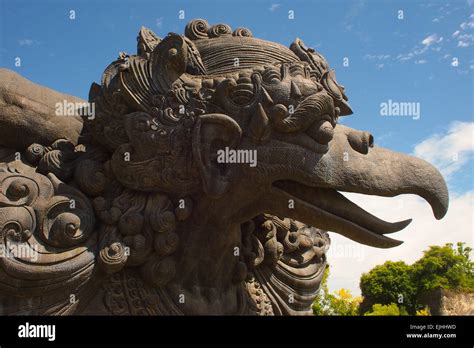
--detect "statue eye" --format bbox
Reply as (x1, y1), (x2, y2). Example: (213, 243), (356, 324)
(262, 67), (281, 84)
(135, 118), (150, 132)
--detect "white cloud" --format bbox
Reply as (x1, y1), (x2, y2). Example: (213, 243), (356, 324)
(364, 54), (390, 60)
(394, 34), (443, 63)
(422, 33), (443, 46)
(460, 33), (474, 40)
(366, 32), (449, 67)
(327, 122), (474, 295)
(396, 52), (414, 62)
(269, 4), (281, 12)
(327, 191), (473, 295)
(155, 17), (163, 28)
(18, 39), (39, 46)
(457, 33), (474, 47)
(413, 121), (474, 178)
(460, 21), (474, 30)
(455, 14), (474, 47)
(342, 0), (366, 32)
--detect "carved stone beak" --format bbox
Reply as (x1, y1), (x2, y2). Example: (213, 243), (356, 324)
(320, 125), (449, 220)
(268, 124), (449, 248)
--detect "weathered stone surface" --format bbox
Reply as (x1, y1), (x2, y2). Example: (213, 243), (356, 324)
(0, 68), (83, 149)
(0, 20), (449, 315)
(419, 289), (474, 315)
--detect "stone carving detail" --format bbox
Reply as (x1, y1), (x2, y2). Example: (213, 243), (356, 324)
(0, 19), (449, 315)
(0, 154), (97, 314)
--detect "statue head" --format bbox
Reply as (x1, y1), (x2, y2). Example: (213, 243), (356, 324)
(86, 19), (448, 249)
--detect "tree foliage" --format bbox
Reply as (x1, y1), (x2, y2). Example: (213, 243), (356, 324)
(359, 242), (473, 315)
(364, 303), (401, 316)
(359, 260), (416, 314)
(312, 265), (362, 316)
(412, 242), (474, 292)
(312, 242), (472, 316)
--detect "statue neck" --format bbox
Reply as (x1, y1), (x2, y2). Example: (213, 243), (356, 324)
(164, 211), (247, 314)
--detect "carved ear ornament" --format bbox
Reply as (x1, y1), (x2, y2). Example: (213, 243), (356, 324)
(192, 113), (242, 198)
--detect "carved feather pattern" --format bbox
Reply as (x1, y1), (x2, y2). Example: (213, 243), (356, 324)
(120, 56), (158, 111)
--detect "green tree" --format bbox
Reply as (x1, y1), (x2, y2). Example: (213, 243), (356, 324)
(364, 303), (401, 316)
(312, 265), (362, 316)
(312, 265), (332, 315)
(359, 242), (473, 315)
(329, 288), (362, 316)
(359, 261), (417, 314)
(412, 242), (474, 292)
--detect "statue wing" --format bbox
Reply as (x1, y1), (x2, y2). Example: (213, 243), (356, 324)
(0, 68), (84, 149)
(0, 69), (100, 315)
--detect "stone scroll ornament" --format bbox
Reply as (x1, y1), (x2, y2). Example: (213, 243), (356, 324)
(0, 19), (449, 315)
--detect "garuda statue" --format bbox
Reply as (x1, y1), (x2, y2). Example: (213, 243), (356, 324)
(0, 19), (448, 315)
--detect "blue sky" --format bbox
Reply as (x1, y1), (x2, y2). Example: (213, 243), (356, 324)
(1, 0), (473, 295)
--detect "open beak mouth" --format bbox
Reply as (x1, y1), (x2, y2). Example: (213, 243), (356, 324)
(256, 124), (448, 248)
(271, 180), (418, 248)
